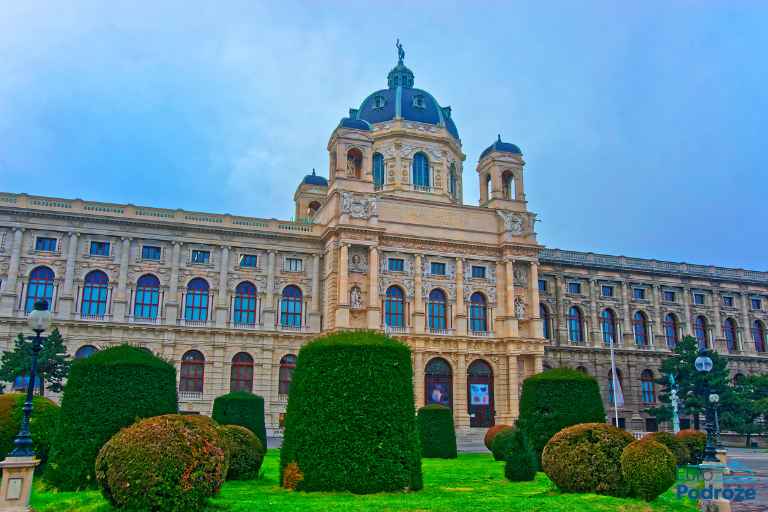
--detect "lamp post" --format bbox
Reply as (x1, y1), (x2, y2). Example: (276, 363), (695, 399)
(694, 349), (718, 463)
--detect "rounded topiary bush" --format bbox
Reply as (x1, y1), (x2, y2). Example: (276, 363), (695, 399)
(212, 392), (267, 448)
(491, 428), (518, 462)
(46, 345), (177, 490)
(0, 393), (59, 468)
(95, 414), (226, 512)
(280, 331), (422, 493)
(621, 439), (677, 501)
(218, 424), (265, 480)
(517, 368), (605, 465)
(417, 404), (457, 459)
(676, 429), (707, 464)
(643, 432), (688, 466)
(484, 424), (512, 452)
(542, 422), (635, 496)
(504, 429), (537, 482)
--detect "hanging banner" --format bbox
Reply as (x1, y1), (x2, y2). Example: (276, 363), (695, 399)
(470, 383), (489, 405)
(427, 382), (450, 407)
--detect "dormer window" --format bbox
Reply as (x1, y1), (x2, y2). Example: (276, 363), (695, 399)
(412, 95), (425, 109)
(373, 95), (386, 109)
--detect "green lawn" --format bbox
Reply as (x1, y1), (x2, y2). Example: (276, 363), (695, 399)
(32, 450), (697, 512)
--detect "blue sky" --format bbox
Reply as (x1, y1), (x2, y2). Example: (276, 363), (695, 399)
(1, 1), (766, 270)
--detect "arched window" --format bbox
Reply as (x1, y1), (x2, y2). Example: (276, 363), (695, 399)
(633, 311), (649, 346)
(469, 292), (488, 333)
(412, 152), (430, 188)
(427, 289), (447, 331)
(385, 286), (405, 328)
(81, 270), (109, 318)
(502, 171), (514, 200)
(608, 368), (624, 404)
(576, 365), (588, 374)
(753, 320), (766, 353)
(448, 163), (457, 198)
(695, 316), (709, 349)
(75, 345), (97, 359)
(601, 309), (617, 346)
(25, 266), (54, 313)
(347, 148), (363, 178)
(568, 306), (583, 343)
(425, 357), (452, 408)
(307, 201), (321, 217)
(280, 285), (303, 328)
(540, 303), (551, 340)
(467, 360), (494, 427)
(373, 152), (384, 188)
(230, 352), (254, 393)
(278, 354), (296, 395)
(234, 281), (257, 326)
(641, 369), (655, 403)
(485, 174), (492, 202)
(733, 373), (746, 386)
(180, 350), (205, 394)
(664, 313), (679, 348)
(723, 318), (737, 353)
(185, 278), (209, 322)
(134, 274), (160, 320)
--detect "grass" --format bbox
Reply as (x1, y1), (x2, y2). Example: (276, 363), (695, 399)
(31, 450), (697, 512)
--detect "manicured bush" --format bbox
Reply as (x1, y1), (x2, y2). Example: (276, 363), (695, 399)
(676, 429), (707, 464)
(621, 439), (677, 501)
(504, 429), (537, 482)
(0, 393), (59, 468)
(96, 414), (226, 512)
(417, 404), (457, 459)
(212, 392), (267, 448)
(643, 431), (688, 466)
(484, 424), (512, 451)
(542, 422), (635, 496)
(280, 331), (422, 493)
(491, 428), (518, 461)
(517, 368), (605, 464)
(46, 345), (177, 490)
(218, 424), (265, 480)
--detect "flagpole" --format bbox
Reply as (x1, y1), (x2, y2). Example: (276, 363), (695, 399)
(610, 323), (620, 427)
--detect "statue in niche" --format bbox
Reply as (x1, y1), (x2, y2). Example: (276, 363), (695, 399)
(350, 286), (363, 309)
(514, 296), (526, 319)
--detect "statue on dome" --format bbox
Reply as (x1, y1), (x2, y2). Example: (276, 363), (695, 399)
(396, 39), (405, 64)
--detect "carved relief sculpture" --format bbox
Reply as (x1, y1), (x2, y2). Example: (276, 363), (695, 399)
(497, 211), (526, 235)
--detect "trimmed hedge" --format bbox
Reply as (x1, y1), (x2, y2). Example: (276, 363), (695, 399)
(504, 429), (537, 482)
(517, 368), (606, 465)
(484, 424), (512, 452)
(491, 428), (518, 462)
(542, 422), (635, 496)
(96, 414), (226, 511)
(46, 345), (177, 490)
(280, 331), (422, 493)
(643, 432), (688, 466)
(417, 405), (457, 459)
(0, 393), (60, 468)
(218, 424), (265, 480)
(621, 439), (677, 501)
(676, 429), (707, 465)
(212, 392), (267, 448)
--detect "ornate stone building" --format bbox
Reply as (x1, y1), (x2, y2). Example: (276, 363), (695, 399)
(0, 51), (766, 435)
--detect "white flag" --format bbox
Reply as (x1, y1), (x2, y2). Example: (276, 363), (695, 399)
(614, 375), (625, 407)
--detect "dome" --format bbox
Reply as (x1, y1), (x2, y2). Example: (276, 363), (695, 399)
(302, 169), (328, 186)
(480, 135), (522, 160)
(338, 118), (371, 131)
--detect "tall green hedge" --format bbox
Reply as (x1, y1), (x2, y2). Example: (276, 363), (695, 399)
(212, 392), (267, 448)
(504, 429), (537, 482)
(46, 345), (177, 490)
(280, 331), (422, 493)
(0, 393), (60, 469)
(517, 368), (605, 463)
(416, 404), (457, 459)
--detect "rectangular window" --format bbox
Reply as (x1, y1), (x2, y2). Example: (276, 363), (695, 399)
(633, 288), (646, 300)
(568, 282), (581, 294)
(693, 293), (705, 305)
(538, 279), (547, 292)
(35, 237), (57, 252)
(89, 241), (110, 256)
(601, 285), (614, 297)
(141, 245), (161, 260)
(752, 298), (763, 311)
(430, 262), (446, 276)
(286, 257), (303, 272)
(722, 296), (734, 307)
(239, 254), (258, 268)
(663, 291), (676, 302)
(191, 250), (210, 264)
(472, 266), (486, 279)
(388, 258), (404, 272)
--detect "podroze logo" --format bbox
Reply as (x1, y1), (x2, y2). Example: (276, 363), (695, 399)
(675, 462), (761, 502)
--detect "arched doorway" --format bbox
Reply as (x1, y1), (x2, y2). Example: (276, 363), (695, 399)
(467, 359), (494, 427)
(425, 357), (452, 409)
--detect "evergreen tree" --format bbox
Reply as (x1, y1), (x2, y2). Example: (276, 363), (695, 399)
(720, 374), (768, 447)
(0, 328), (71, 397)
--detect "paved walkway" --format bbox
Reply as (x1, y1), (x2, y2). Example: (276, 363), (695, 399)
(727, 448), (768, 512)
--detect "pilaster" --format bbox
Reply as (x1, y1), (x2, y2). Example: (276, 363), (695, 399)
(0, 228), (24, 316)
(367, 246), (380, 329)
(454, 258), (467, 335)
(335, 243), (349, 328)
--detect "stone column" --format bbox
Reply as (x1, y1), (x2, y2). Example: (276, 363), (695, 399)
(507, 354), (519, 422)
(529, 261), (542, 338)
(741, 291), (755, 354)
(413, 254), (424, 333)
(263, 250), (277, 327)
(712, 290), (723, 352)
(555, 275), (567, 343)
(505, 259), (517, 337)
(454, 258), (466, 335)
(309, 254), (321, 330)
(589, 278), (600, 347)
(621, 281), (632, 344)
(165, 242), (182, 325)
(335, 243), (349, 328)
(367, 246), (381, 329)
(413, 350), (424, 407)
(682, 286), (693, 335)
(215, 246), (230, 326)
(112, 237), (131, 321)
(58, 232), (79, 318)
(454, 352), (470, 432)
(0, 228), (24, 315)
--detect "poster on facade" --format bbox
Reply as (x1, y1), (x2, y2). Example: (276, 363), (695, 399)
(470, 383), (489, 405)
(427, 382), (450, 407)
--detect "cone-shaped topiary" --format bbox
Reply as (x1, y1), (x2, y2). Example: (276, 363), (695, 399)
(504, 429), (537, 482)
(46, 345), (177, 490)
(542, 422), (635, 496)
(417, 404), (457, 459)
(96, 414), (226, 511)
(676, 429), (707, 464)
(280, 331), (422, 493)
(643, 432), (688, 466)
(621, 438), (677, 501)
(0, 393), (59, 469)
(218, 424), (265, 480)
(212, 392), (267, 448)
(491, 428), (518, 461)
(484, 424), (512, 452)
(517, 368), (605, 465)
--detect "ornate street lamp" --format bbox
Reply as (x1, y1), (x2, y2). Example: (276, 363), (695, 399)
(694, 349), (718, 462)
